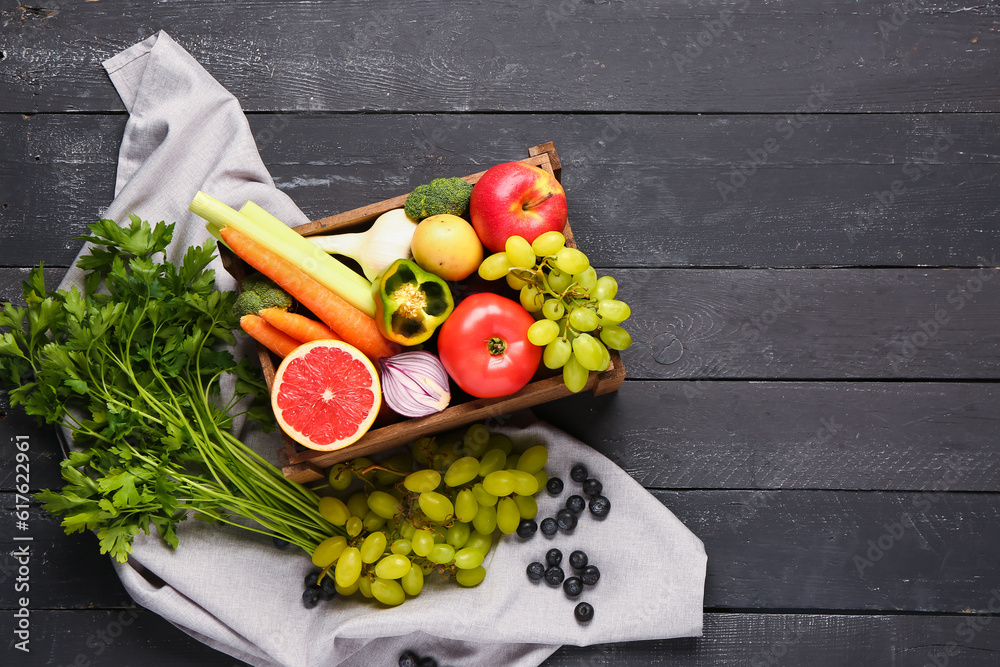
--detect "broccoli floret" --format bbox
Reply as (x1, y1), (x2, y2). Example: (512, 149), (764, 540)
(233, 272), (293, 318)
(404, 177), (474, 221)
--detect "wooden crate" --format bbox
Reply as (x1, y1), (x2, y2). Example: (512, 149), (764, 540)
(227, 142), (625, 482)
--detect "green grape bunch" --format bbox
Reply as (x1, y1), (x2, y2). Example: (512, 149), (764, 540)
(304, 424), (548, 608)
(478, 232), (633, 392)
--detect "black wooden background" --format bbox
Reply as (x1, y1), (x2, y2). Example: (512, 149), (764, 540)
(2, 0), (1000, 665)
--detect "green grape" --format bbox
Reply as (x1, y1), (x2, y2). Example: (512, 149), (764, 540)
(520, 285), (544, 313)
(553, 247), (590, 274)
(311, 535), (347, 568)
(372, 577), (405, 606)
(363, 510), (387, 532)
(346, 516), (363, 537)
(428, 543), (456, 564)
(563, 354), (589, 393)
(506, 272), (529, 290)
(543, 337), (572, 369)
(444, 456), (480, 487)
(335, 580), (359, 596)
(593, 275), (618, 301)
(542, 299), (566, 321)
(600, 324), (632, 350)
(478, 448), (507, 476)
(358, 576), (373, 598)
(328, 463), (353, 491)
(360, 531), (387, 564)
(347, 492), (369, 518)
(431, 442), (461, 471)
(375, 554), (411, 579)
(403, 469), (441, 493)
(547, 268), (573, 292)
(412, 529), (435, 557)
(464, 530), (494, 555)
(532, 469), (548, 490)
(367, 490), (401, 520)
(496, 497), (521, 534)
(479, 252), (512, 281)
(506, 236), (537, 269)
(569, 307), (599, 332)
(513, 494), (538, 520)
(463, 423), (492, 457)
(446, 522), (471, 548)
(472, 504), (497, 534)
(454, 547), (485, 570)
(472, 483), (498, 507)
(528, 319), (560, 346)
(574, 266), (598, 291)
(401, 563), (424, 596)
(391, 539), (412, 555)
(351, 457), (378, 484)
(505, 453), (520, 470)
(482, 470), (516, 497)
(456, 565), (487, 587)
(455, 488), (479, 522)
(596, 340), (611, 372)
(598, 299), (631, 323)
(512, 470), (540, 496)
(411, 436), (436, 465)
(418, 491), (454, 523)
(334, 547), (362, 588)
(572, 333), (604, 371)
(375, 452), (411, 486)
(488, 433), (513, 455)
(318, 496), (350, 526)
(399, 522), (416, 540)
(516, 445), (548, 475)
(532, 230), (566, 256)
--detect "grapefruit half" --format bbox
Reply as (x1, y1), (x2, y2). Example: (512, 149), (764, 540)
(271, 340), (381, 451)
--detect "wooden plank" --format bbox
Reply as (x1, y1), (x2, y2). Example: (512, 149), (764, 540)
(545, 612), (1000, 666)
(535, 381), (1000, 491)
(1, 0), (998, 113)
(4, 112), (1000, 269)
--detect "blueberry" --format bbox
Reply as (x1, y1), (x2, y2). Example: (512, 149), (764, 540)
(540, 517), (558, 536)
(319, 575), (337, 600)
(582, 478), (603, 497)
(574, 601), (595, 622)
(272, 535), (290, 549)
(516, 518), (538, 539)
(418, 658), (438, 667)
(565, 494), (586, 514)
(563, 576), (583, 597)
(303, 571), (320, 588)
(527, 561), (546, 581)
(556, 509), (577, 532)
(301, 585), (321, 609)
(570, 464), (588, 483)
(569, 550), (588, 570)
(589, 495), (611, 518)
(546, 548), (563, 566)
(399, 651), (419, 667)
(544, 565), (565, 586)
(546, 477), (564, 495)
(581, 564), (601, 586)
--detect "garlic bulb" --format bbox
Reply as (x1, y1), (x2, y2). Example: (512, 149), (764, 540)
(309, 208), (418, 281)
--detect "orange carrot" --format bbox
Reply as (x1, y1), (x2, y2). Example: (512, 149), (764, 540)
(259, 308), (341, 343)
(222, 227), (400, 360)
(240, 314), (302, 358)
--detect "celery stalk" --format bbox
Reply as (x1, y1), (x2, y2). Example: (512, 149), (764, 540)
(189, 192), (375, 316)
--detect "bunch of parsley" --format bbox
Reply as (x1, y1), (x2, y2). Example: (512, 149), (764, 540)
(0, 216), (342, 562)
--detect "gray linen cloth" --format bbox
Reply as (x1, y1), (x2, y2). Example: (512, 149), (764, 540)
(58, 31), (707, 667)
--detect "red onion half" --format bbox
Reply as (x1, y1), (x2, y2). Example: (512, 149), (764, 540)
(377, 351), (452, 418)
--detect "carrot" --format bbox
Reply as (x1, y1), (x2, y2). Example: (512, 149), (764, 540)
(240, 314), (302, 358)
(259, 308), (341, 343)
(222, 227), (400, 360)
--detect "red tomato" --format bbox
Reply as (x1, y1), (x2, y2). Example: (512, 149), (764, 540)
(437, 293), (542, 398)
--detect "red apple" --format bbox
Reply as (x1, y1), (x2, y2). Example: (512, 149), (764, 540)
(469, 162), (568, 253)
